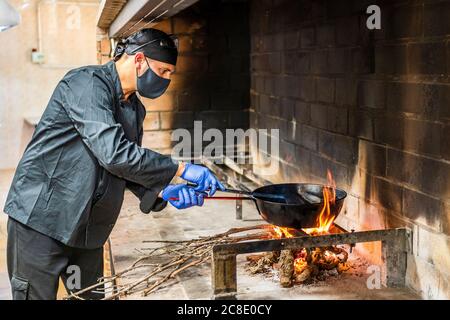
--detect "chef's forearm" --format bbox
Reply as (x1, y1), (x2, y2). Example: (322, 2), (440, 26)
(157, 162), (186, 198)
(175, 162), (186, 177)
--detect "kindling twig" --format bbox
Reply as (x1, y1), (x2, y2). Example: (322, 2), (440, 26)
(64, 224), (271, 300)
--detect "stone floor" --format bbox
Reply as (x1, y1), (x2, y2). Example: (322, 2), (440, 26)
(0, 168), (420, 300)
(110, 190), (420, 300)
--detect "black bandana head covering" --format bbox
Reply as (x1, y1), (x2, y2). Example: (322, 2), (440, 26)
(113, 28), (178, 65)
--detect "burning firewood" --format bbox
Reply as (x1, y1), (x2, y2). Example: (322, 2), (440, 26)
(246, 251), (279, 274)
(337, 262), (351, 273)
(246, 253), (265, 263)
(246, 243), (351, 286)
(279, 250), (295, 287)
(294, 265), (314, 283)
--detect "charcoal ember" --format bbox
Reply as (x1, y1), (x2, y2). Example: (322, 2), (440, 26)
(246, 254), (265, 263)
(310, 248), (322, 264)
(247, 252), (279, 274)
(279, 249), (294, 287)
(316, 273), (326, 281)
(311, 247), (340, 270)
(321, 258), (340, 270)
(294, 266), (313, 283)
(330, 246), (349, 263)
(248, 258), (268, 274)
(324, 268), (339, 277)
(337, 262), (351, 273)
(266, 251), (280, 263)
(245, 243), (351, 287)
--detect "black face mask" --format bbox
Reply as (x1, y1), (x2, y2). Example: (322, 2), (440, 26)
(136, 59), (170, 99)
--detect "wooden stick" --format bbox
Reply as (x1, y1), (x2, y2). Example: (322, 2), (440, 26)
(64, 224), (272, 300)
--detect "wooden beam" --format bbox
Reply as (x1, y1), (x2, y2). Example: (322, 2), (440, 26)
(108, 0), (201, 38)
(97, 0), (128, 30)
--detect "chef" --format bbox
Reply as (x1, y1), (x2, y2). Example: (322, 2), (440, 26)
(3, 28), (224, 300)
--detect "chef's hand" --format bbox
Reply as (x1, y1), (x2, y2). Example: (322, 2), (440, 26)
(161, 184), (204, 209)
(178, 163), (225, 196)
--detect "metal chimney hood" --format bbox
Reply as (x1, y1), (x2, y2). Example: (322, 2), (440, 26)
(100, 0), (200, 39)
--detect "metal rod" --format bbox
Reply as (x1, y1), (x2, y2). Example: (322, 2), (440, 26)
(169, 196), (254, 201)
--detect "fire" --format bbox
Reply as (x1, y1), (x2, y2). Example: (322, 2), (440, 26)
(271, 226), (308, 271)
(302, 170), (337, 235)
(272, 226), (295, 238)
(269, 170), (339, 274)
(293, 249), (308, 273)
(271, 170), (337, 237)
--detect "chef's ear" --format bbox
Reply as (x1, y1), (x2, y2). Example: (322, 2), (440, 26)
(134, 52), (147, 73)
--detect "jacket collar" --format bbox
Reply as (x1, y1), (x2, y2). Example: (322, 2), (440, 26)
(104, 61), (125, 101)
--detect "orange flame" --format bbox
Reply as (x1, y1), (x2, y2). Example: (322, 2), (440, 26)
(270, 170), (337, 237)
(271, 227), (308, 272)
(272, 226), (295, 238)
(302, 170), (337, 235)
(269, 170), (338, 274)
(294, 248), (308, 272)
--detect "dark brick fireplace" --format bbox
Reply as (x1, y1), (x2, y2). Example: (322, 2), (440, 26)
(248, 0), (449, 299)
(97, 0), (450, 299)
(140, 0), (251, 155)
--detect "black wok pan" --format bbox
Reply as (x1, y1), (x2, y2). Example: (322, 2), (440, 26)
(208, 183), (347, 229)
(249, 183), (346, 229)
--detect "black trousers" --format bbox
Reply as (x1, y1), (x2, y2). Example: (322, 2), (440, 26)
(7, 217), (104, 300)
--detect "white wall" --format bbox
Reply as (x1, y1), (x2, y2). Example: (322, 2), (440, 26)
(0, 0), (100, 169)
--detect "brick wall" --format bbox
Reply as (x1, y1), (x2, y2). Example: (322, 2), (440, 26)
(96, 0), (250, 155)
(97, 28), (112, 65)
(249, 0), (450, 299)
(142, 0), (250, 154)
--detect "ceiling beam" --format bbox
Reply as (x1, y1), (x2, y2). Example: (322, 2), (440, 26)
(108, 0), (200, 39)
(96, 0), (128, 30)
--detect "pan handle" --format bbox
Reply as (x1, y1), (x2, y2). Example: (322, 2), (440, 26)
(204, 196), (254, 200)
(188, 183), (285, 201)
(168, 196), (254, 201)
(187, 182), (254, 197)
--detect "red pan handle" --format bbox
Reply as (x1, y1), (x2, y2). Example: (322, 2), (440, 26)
(169, 196), (253, 201)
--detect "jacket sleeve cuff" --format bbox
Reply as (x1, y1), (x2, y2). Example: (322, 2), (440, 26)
(139, 189), (168, 214)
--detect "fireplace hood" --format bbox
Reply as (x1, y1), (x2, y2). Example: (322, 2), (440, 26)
(97, 0), (201, 38)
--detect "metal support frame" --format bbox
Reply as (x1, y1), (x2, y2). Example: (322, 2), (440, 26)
(235, 198), (243, 220)
(211, 227), (411, 299)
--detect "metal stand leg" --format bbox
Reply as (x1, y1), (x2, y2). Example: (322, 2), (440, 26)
(235, 198), (242, 220)
(382, 228), (409, 287)
(212, 250), (237, 300)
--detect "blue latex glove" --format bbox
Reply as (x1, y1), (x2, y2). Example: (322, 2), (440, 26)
(180, 163), (225, 196)
(161, 184), (204, 209)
